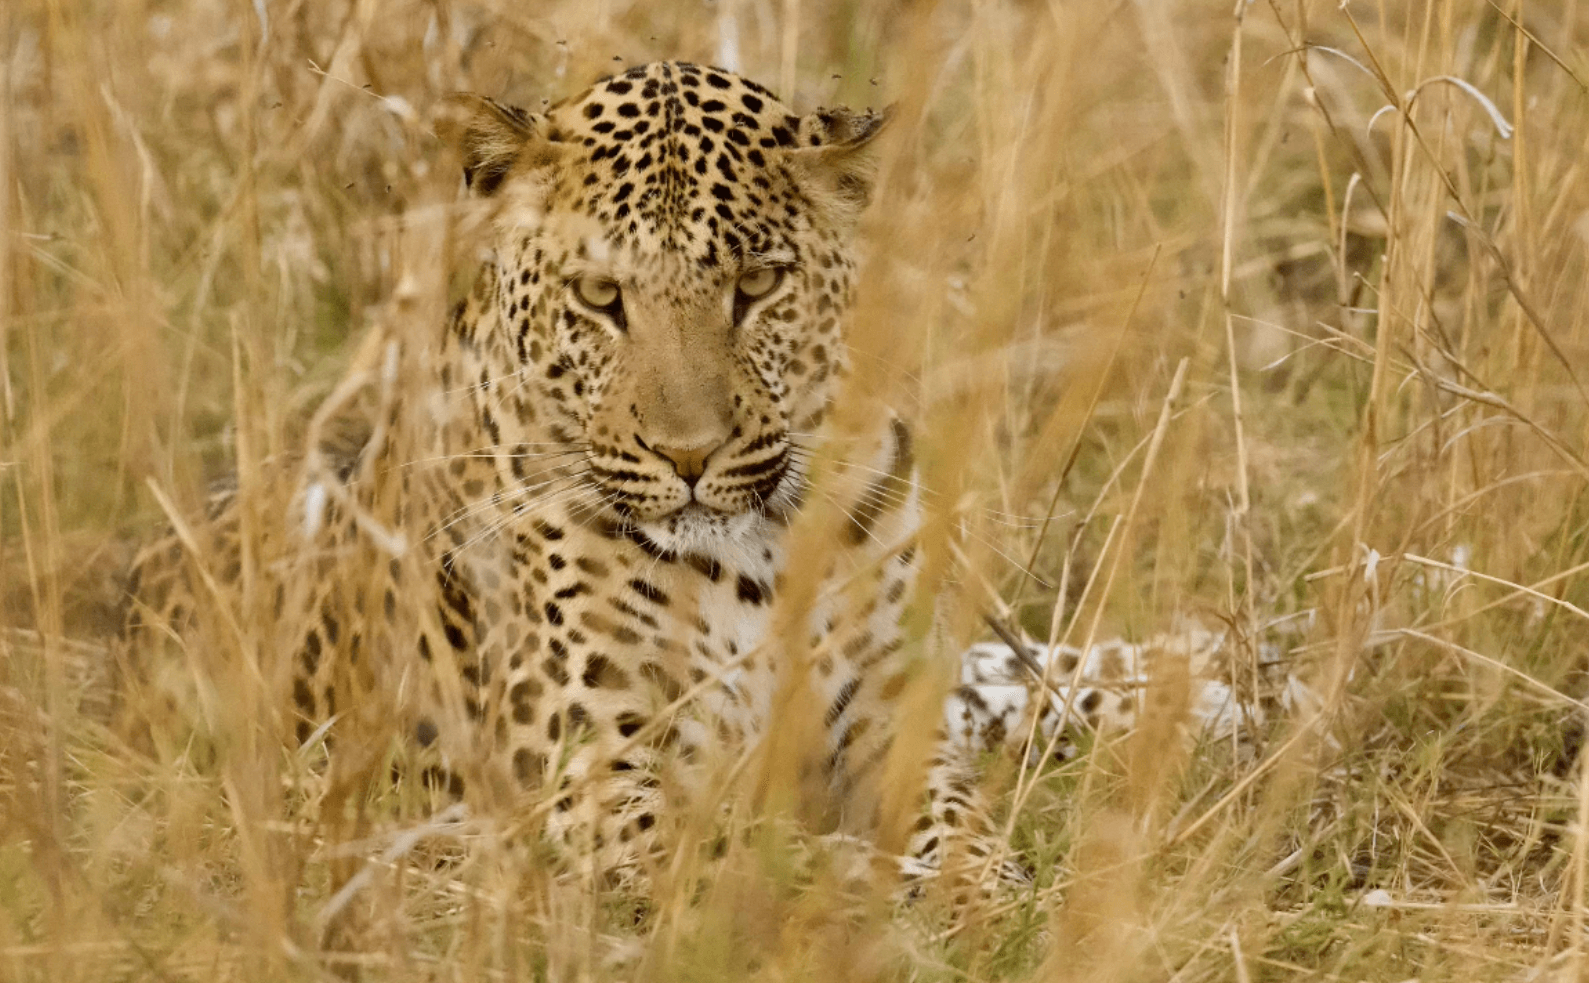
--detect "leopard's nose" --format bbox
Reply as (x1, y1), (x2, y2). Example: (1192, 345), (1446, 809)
(651, 440), (724, 488)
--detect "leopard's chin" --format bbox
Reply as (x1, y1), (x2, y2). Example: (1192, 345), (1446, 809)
(634, 503), (773, 570)
(659, 501), (730, 531)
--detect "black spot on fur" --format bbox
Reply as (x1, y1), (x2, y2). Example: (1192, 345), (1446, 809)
(686, 554), (722, 582)
(543, 658), (570, 687)
(582, 654), (630, 689)
(736, 575), (767, 605)
(415, 718), (438, 747)
(629, 579), (668, 605)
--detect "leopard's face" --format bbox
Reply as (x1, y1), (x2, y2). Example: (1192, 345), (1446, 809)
(447, 62), (887, 557)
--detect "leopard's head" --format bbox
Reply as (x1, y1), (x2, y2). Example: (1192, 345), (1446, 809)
(442, 61), (887, 556)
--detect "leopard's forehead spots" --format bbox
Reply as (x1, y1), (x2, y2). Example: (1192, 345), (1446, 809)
(544, 62), (821, 267)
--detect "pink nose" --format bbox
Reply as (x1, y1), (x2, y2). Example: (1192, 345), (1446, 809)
(651, 440), (723, 487)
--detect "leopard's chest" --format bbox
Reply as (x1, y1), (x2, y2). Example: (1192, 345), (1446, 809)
(445, 509), (789, 777)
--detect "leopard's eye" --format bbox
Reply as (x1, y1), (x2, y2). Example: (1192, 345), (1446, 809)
(736, 267), (783, 301)
(573, 275), (621, 311)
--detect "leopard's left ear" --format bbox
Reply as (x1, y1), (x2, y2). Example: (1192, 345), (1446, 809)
(785, 105), (892, 213)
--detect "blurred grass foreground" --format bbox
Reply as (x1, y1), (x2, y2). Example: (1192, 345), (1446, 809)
(4, 0), (1589, 980)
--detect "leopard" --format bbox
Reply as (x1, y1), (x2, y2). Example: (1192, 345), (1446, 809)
(120, 58), (1298, 903)
(123, 59), (1004, 895)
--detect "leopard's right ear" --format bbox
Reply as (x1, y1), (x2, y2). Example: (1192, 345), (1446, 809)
(437, 94), (567, 197)
(783, 105), (892, 217)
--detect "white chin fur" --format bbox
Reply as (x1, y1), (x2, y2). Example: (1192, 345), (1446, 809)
(637, 505), (770, 570)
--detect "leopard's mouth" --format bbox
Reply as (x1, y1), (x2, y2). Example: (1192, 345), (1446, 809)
(578, 436), (806, 551)
(597, 457), (799, 518)
(610, 471), (806, 562)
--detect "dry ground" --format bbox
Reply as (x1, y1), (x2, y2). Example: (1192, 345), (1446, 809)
(3, 0), (1589, 980)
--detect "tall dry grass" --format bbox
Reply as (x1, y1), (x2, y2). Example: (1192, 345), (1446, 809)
(3, 0), (1588, 979)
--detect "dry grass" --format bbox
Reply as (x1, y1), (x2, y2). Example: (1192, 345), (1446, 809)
(4, 0), (1589, 979)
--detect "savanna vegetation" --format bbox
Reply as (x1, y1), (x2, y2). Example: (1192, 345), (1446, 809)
(3, 0), (1588, 979)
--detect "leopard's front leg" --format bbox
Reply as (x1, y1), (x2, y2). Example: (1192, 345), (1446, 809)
(808, 594), (1013, 896)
